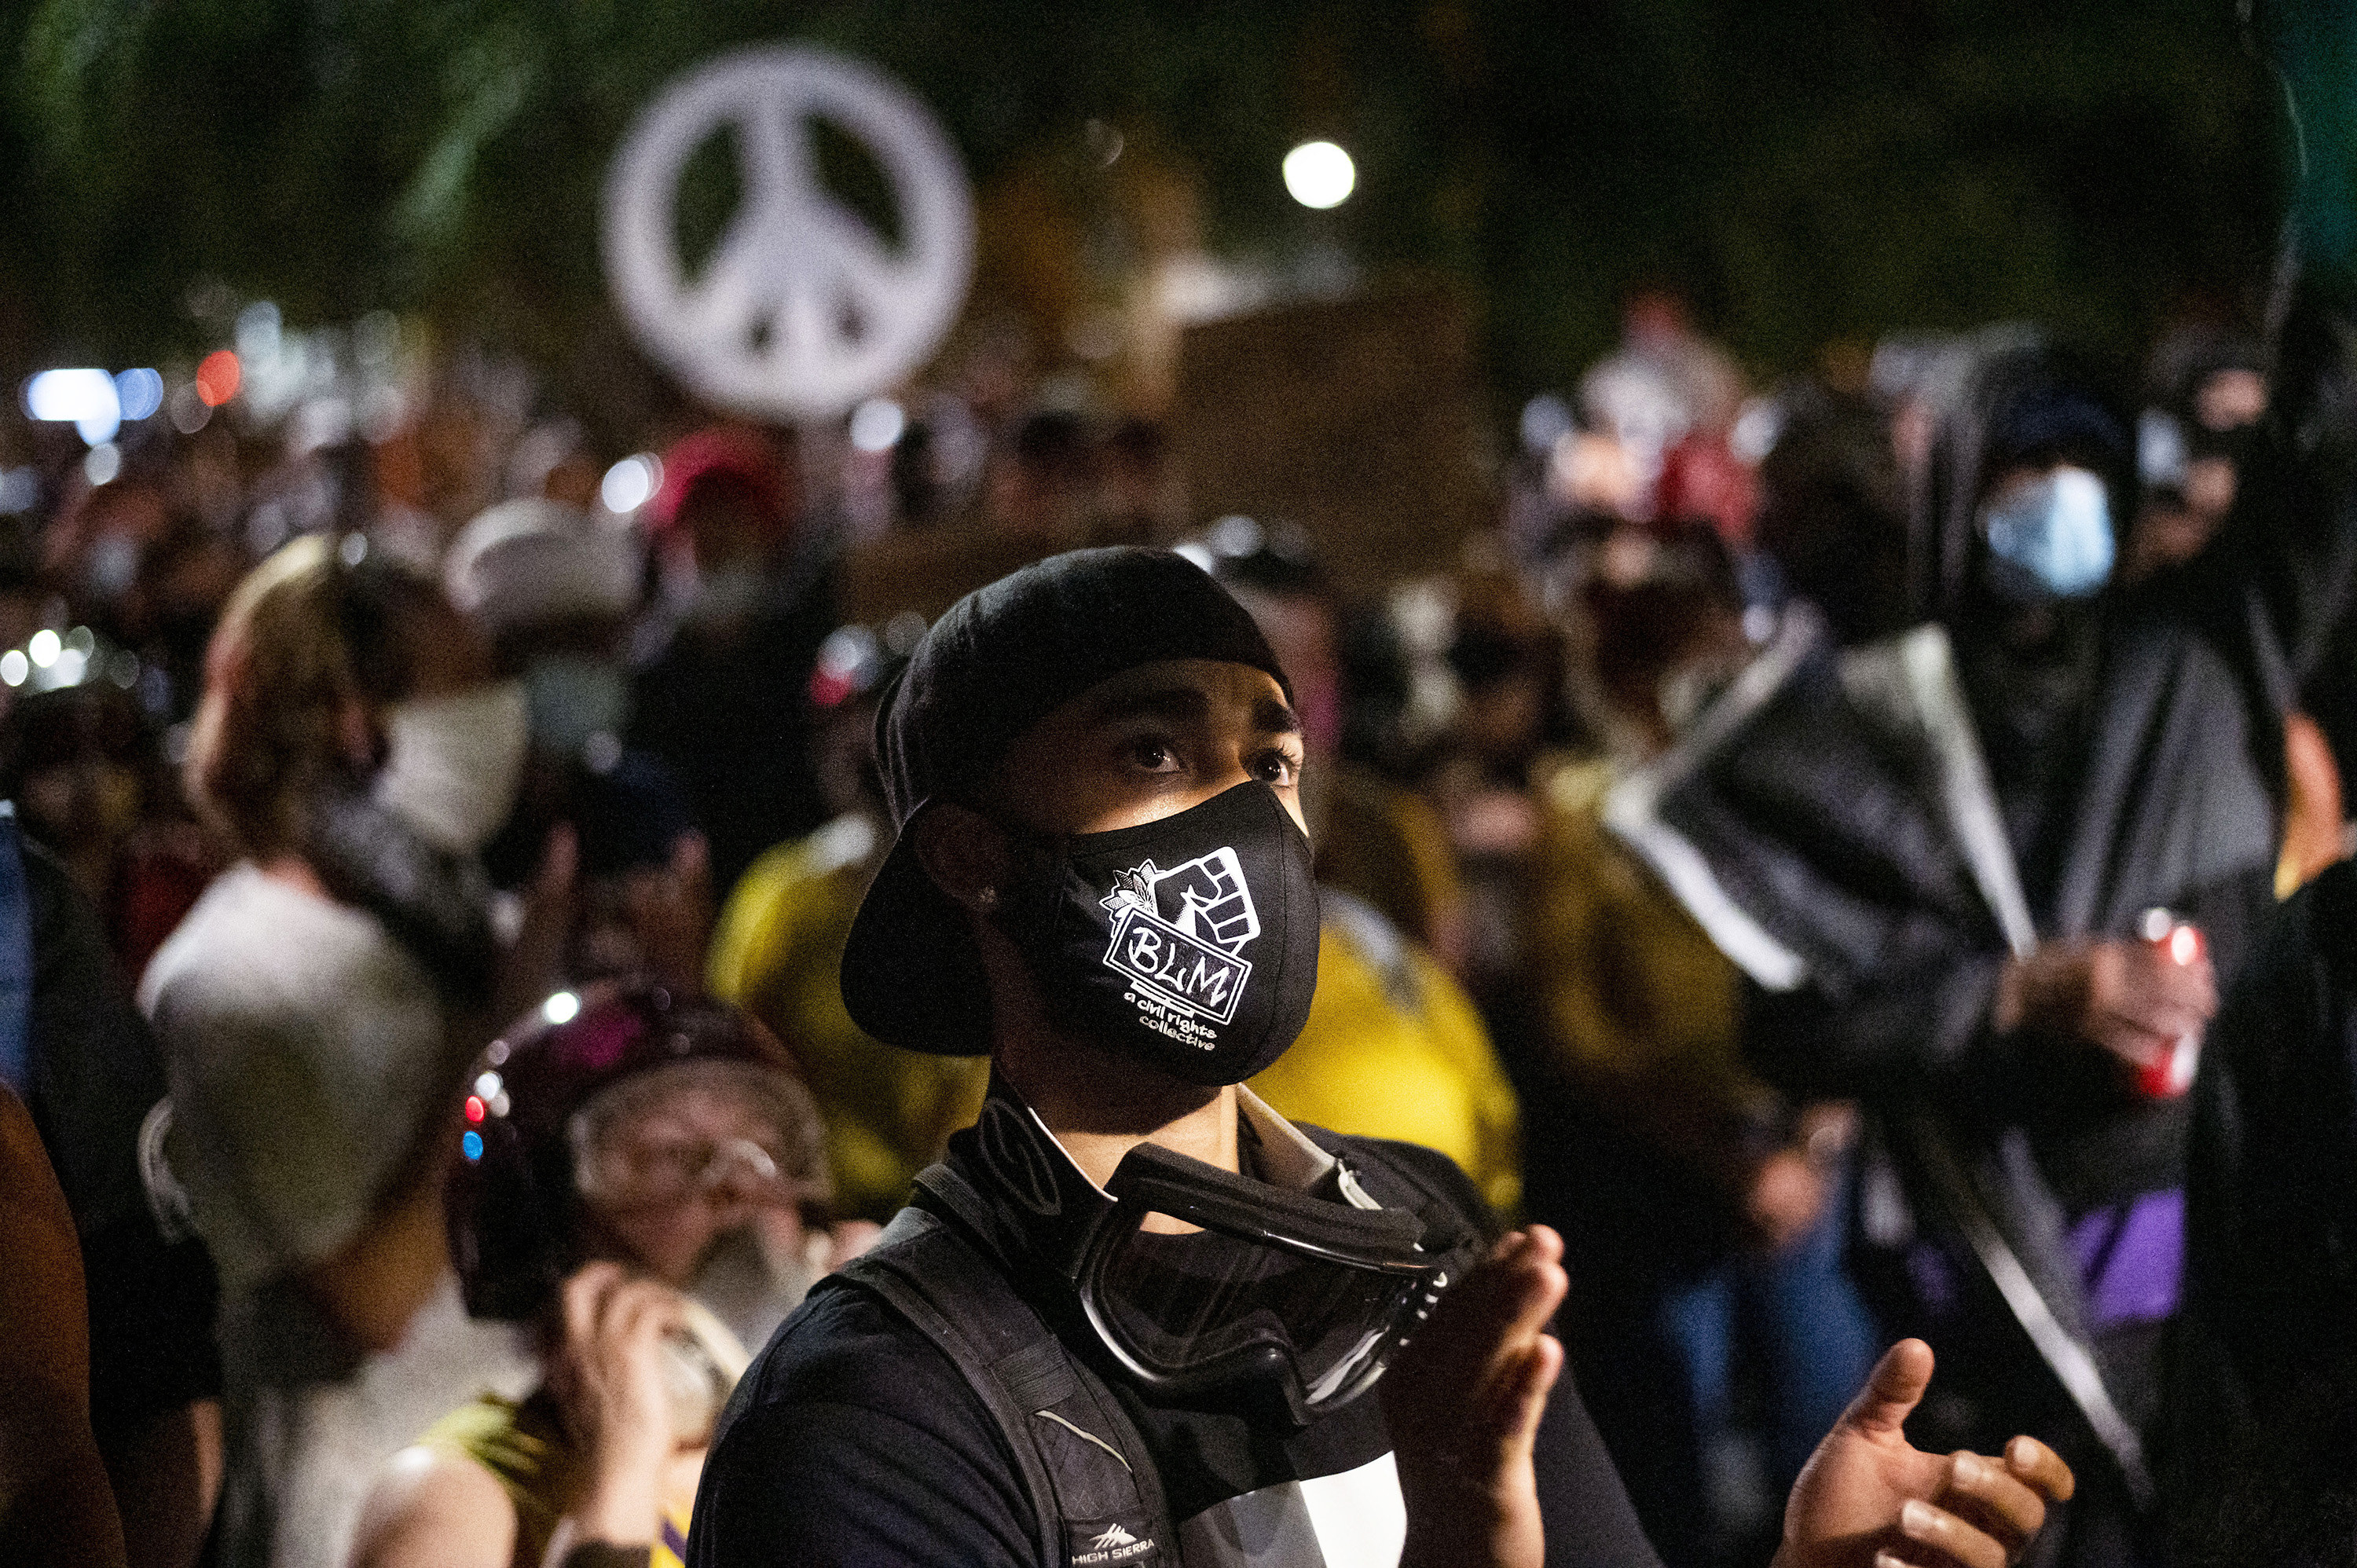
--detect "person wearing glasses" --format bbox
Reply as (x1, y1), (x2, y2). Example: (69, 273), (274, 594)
(349, 983), (870, 1568)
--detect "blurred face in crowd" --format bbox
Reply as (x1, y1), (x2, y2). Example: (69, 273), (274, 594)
(193, 539), (519, 861)
(20, 757), (141, 866)
(985, 422), (1095, 545)
(1223, 586), (1342, 761)
(680, 477), (783, 575)
(2195, 367), (2266, 434)
(571, 1061), (818, 1288)
(2128, 368), (2265, 581)
(392, 592), (493, 705)
(338, 588), (500, 782)
(13, 694), (148, 905)
(1975, 458), (2117, 606)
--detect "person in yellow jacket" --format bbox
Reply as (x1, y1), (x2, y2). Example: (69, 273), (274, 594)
(1249, 888), (1522, 1217)
(706, 627), (988, 1223)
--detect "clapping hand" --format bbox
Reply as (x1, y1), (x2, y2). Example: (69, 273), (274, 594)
(1776, 1339), (2073, 1568)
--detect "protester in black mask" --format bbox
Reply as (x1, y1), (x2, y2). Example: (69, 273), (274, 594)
(688, 546), (2071, 1568)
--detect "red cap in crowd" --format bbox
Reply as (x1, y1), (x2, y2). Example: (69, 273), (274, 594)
(646, 427), (794, 544)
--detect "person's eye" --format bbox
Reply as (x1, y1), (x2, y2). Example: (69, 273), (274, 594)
(1250, 747), (1302, 788)
(1124, 735), (1182, 773)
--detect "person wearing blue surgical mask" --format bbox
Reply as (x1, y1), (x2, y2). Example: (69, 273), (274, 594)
(1635, 340), (2300, 1566)
(1978, 463), (2116, 603)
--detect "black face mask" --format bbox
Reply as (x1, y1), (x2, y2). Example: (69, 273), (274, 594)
(995, 781), (1320, 1085)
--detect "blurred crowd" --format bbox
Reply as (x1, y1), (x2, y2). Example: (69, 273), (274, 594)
(2, 273), (2352, 1568)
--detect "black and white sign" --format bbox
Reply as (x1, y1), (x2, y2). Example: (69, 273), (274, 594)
(604, 46), (975, 420)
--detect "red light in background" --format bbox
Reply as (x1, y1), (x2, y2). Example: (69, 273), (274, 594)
(195, 350), (240, 407)
(464, 1096), (486, 1123)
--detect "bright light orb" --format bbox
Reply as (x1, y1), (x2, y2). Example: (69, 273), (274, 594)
(24, 368), (121, 445)
(600, 453), (660, 515)
(1282, 141), (1357, 210)
(114, 368), (164, 423)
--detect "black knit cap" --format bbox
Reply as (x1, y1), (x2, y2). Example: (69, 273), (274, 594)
(841, 547), (1292, 1054)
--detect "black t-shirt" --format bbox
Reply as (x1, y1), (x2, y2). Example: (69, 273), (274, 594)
(689, 1081), (1660, 1567)
(18, 834), (222, 1442)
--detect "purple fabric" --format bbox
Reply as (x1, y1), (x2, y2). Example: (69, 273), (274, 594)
(2068, 1188), (2185, 1330)
(1906, 1242), (1964, 1320)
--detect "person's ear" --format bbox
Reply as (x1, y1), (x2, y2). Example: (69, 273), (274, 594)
(912, 804), (1017, 914)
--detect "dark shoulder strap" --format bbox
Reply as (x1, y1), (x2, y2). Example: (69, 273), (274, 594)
(836, 1167), (1176, 1566)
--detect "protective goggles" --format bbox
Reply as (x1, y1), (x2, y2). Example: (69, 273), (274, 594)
(1063, 1141), (1468, 1426)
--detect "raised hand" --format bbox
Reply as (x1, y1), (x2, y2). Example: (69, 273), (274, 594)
(1998, 936), (2216, 1074)
(493, 825), (578, 1026)
(1776, 1339), (2074, 1568)
(622, 829), (716, 993)
(545, 1262), (687, 1547)
(1383, 1226), (1567, 1568)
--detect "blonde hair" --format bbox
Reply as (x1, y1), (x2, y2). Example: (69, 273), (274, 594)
(185, 536), (437, 858)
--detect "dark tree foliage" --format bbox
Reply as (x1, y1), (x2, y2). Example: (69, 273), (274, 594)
(0, 0), (2285, 410)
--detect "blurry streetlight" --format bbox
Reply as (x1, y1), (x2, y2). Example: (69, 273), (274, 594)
(1283, 141), (1356, 210)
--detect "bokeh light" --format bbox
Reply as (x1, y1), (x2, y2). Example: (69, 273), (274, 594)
(849, 397), (907, 452)
(1282, 141), (1356, 209)
(24, 368), (121, 445)
(196, 350), (242, 407)
(600, 452), (660, 514)
(114, 368), (164, 423)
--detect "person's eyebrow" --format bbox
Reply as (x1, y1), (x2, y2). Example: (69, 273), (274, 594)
(1252, 694), (1301, 738)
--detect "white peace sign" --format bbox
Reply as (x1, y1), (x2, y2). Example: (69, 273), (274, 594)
(604, 46), (975, 421)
